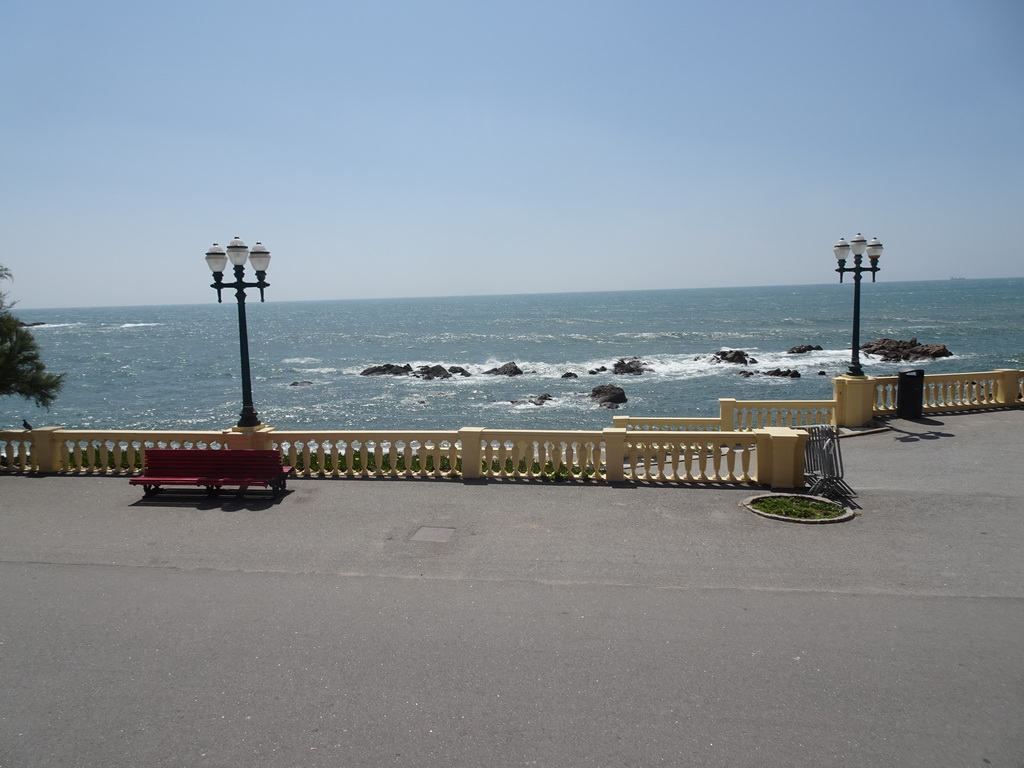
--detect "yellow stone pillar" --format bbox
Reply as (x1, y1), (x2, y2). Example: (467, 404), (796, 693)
(833, 376), (877, 427)
(458, 427), (485, 479)
(718, 398), (737, 430)
(30, 426), (65, 473)
(995, 369), (1022, 406)
(757, 428), (807, 489)
(222, 425), (276, 450)
(602, 428), (626, 482)
(753, 430), (773, 486)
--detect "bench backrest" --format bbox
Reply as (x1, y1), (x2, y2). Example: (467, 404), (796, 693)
(142, 449), (285, 476)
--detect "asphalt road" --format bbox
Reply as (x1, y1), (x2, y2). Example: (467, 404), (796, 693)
(2, 409), (1022, 767)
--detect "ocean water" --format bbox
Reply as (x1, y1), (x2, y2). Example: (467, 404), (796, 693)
(4, 279), (1022, 432)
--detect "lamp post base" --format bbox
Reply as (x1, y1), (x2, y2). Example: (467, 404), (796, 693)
(236, 411), (262, 429)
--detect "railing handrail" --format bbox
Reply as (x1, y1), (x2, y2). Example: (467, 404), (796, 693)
(868, 368), (1017, 383)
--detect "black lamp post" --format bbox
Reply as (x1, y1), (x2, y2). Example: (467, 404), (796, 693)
(205, 237), (271, 428)
(833, 233), (883, 377)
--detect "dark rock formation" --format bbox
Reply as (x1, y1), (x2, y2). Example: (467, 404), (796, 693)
(588, 366), (608, 375)
(613, 357), (652, 375)
(289, 380), (314, 387)
(415, 365), (452, 380)
(817, 370), (827, 376)
(360, 363), (413, 376)
(561, 372), (579, 379)
(362, 363), (476, 379)
(483, 362), (524, 376)
(860, 338), (953, 362)
(711, 349), (757, 365)
(512, 394), (555, 406)
(590, 384), (627, 409)
(739, 369), (800, 379)
(787, 344), (823, 354)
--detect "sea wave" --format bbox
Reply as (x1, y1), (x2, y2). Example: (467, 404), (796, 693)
(611, 331), (703, 340)
(333, 352), (857, 382)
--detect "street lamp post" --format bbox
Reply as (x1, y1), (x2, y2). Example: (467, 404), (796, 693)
(205, 237), (272, 428)
(833, 233), (883, 377)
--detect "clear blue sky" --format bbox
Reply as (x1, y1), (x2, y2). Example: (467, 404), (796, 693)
(2, 0), (1021, 308)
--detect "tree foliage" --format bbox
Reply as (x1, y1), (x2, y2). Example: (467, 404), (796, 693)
(0, 264), (11, 310)
(0, 266), (65, 409)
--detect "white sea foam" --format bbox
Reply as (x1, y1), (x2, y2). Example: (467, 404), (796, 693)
(339, 351), (863, 382)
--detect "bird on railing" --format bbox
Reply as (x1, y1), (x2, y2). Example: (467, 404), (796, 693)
(23, 420), (33, 431)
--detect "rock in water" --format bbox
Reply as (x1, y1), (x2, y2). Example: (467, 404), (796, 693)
(712, 349), (757, 365)
(361, 363), (413, 376)
(483, 362), (524, 376)
(589, 384), (627, 409)
(860, 338), (953, 362)
(510, 394), (554, 406)
(415, 365), (452, 380)
(612, 357), (651, 375)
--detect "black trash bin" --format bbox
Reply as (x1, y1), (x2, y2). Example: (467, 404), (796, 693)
(896, 367), (924, 419)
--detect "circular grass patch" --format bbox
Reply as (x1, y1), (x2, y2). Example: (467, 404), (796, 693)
(741, 494), (853, 524)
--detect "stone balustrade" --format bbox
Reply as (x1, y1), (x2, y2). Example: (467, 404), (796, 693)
(613, 398), (835, 431)
(0, 424), (806, 488)
(869, 369), (1021, 415)
(723, 399), (837, 430)
(275, 430), (461, 479)
(2, 369), (1020, 488)
(615, 370), (1022, 431)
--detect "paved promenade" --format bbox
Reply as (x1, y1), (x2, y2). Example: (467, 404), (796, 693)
(2, 409), (1022, 767)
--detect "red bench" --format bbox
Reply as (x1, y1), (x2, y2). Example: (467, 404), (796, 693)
(129, 449), (295, 497)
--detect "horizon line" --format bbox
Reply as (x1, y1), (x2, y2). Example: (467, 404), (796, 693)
(12, 275), (1022, 313)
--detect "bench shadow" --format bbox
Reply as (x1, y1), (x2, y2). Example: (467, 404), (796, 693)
(130, 488), (292, 511)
